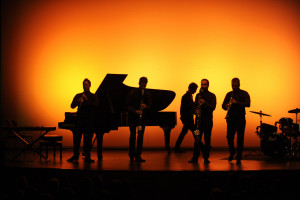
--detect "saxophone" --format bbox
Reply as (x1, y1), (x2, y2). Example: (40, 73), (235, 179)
(225, 91), (234, 119)
(137, 89), (145, 135)
(194, 89), (203, 142)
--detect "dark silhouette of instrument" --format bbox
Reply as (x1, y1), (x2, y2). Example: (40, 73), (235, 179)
(58, 74), (177, 150)
(251, 108), (300, 159)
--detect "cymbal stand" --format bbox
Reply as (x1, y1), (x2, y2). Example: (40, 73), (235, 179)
(259, 110), (263, 125)
(292, 112), (300, 159)
(245, 112), (265, 158)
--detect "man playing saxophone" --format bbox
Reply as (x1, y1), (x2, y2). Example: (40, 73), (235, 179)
(189, 79), (216, 164)
(222, 78), (250, 164)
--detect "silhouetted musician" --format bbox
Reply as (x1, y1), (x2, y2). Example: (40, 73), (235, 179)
(58, 74), (177, 160)
(67, 78), (98, 163)
(127, 77), (151, 162)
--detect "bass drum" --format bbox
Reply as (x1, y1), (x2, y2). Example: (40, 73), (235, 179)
(260, 134), (290, 158)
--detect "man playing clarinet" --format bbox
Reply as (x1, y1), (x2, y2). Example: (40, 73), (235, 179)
(126, 77), (152, 162)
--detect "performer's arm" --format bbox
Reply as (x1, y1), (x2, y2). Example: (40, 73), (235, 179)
(239, 91), (250, 108)
(71, 94), (81, 109)
(222, 93), (230, 110)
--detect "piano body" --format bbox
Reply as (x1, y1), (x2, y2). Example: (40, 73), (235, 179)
(58, 74), (177, 150)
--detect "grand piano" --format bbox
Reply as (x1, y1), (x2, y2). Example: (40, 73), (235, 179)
(58, 74), (177, 150)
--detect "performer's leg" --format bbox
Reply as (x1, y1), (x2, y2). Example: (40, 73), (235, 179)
(227, 121), (237, 160)
(73, 129), (83, 157)
(129, 125), (136, 160)
(188, 125), (202, 163)
(191, 133), (203, 159)
(202, 132), (210, 160)
(175, 124), (189, 150)
(203, 122), (213, 160)
(83, 130), (94, 162)
(67, 129), (82, 162)
(236, 120), (246, 162)
(136, 126), (145, 161)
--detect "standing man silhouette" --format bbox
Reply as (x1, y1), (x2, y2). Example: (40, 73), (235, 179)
(174, 83), (198, 153)
(126, 77), (152, 162)
(67, 78), (98, 163)
(189, 79), (216, 164)
(222, 78), (250, 164)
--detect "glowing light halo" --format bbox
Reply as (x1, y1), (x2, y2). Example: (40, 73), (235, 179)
(2, 0), (300, 148)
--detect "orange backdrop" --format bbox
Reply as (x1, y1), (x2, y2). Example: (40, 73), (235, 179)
(2, 0), (300, 148)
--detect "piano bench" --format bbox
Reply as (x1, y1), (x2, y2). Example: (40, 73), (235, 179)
(39, 135), (63, 160)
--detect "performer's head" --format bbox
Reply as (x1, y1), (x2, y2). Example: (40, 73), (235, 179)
(231, 78), (240, 91)
(83, 78), (91, 92)
(139, 77), (148, 89)
(201, 79), (209, 91)
(188, 82), (198, 94)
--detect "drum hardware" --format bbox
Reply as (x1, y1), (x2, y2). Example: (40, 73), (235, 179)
(282, 111), (300, 159)
(289, 141), (300, 159)
(288, 108), (300, 136)
(250, 110), (272, 137)
(249, 108), (300, 159)
(277, 117), (299, 137)
(250, 110), (271, 124)
(250, 110), (299, 159)
(245, 111), (273, 158)
(288, 108), (300, 126)
(260, 134), (291, 158)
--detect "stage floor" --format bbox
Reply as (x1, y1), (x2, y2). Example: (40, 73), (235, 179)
(1, 148), (300, 171)
(2, 148), (300, 200)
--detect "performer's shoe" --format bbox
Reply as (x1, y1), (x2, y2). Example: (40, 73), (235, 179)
(135, 157), (146, 162)
(236, 159), (241, 165)
(228, 152), (236, 161)
(174, 148), (186, 153)
(67, 155), (79, 162)
(188, 158), (198, 163)
(204, 159), (210, 164)
(84, 157), (95, 163)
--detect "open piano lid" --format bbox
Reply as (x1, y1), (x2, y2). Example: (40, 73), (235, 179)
(95, 74), (176, 113)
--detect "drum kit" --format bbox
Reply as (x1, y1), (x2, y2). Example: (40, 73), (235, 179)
(251, 108), (300, 159)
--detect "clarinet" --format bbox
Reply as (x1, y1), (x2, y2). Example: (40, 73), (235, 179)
(225, 91), (234, 119)
(194, 89), (203, 142)
(137, 89), (145, 135)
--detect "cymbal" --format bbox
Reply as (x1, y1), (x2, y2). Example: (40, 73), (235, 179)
(288, 108), (300, 114)
(250, 111), (271, 116)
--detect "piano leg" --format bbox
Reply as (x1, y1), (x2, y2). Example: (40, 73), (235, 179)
(161, 126), (171, 152)
(95, 131), (104, 160)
